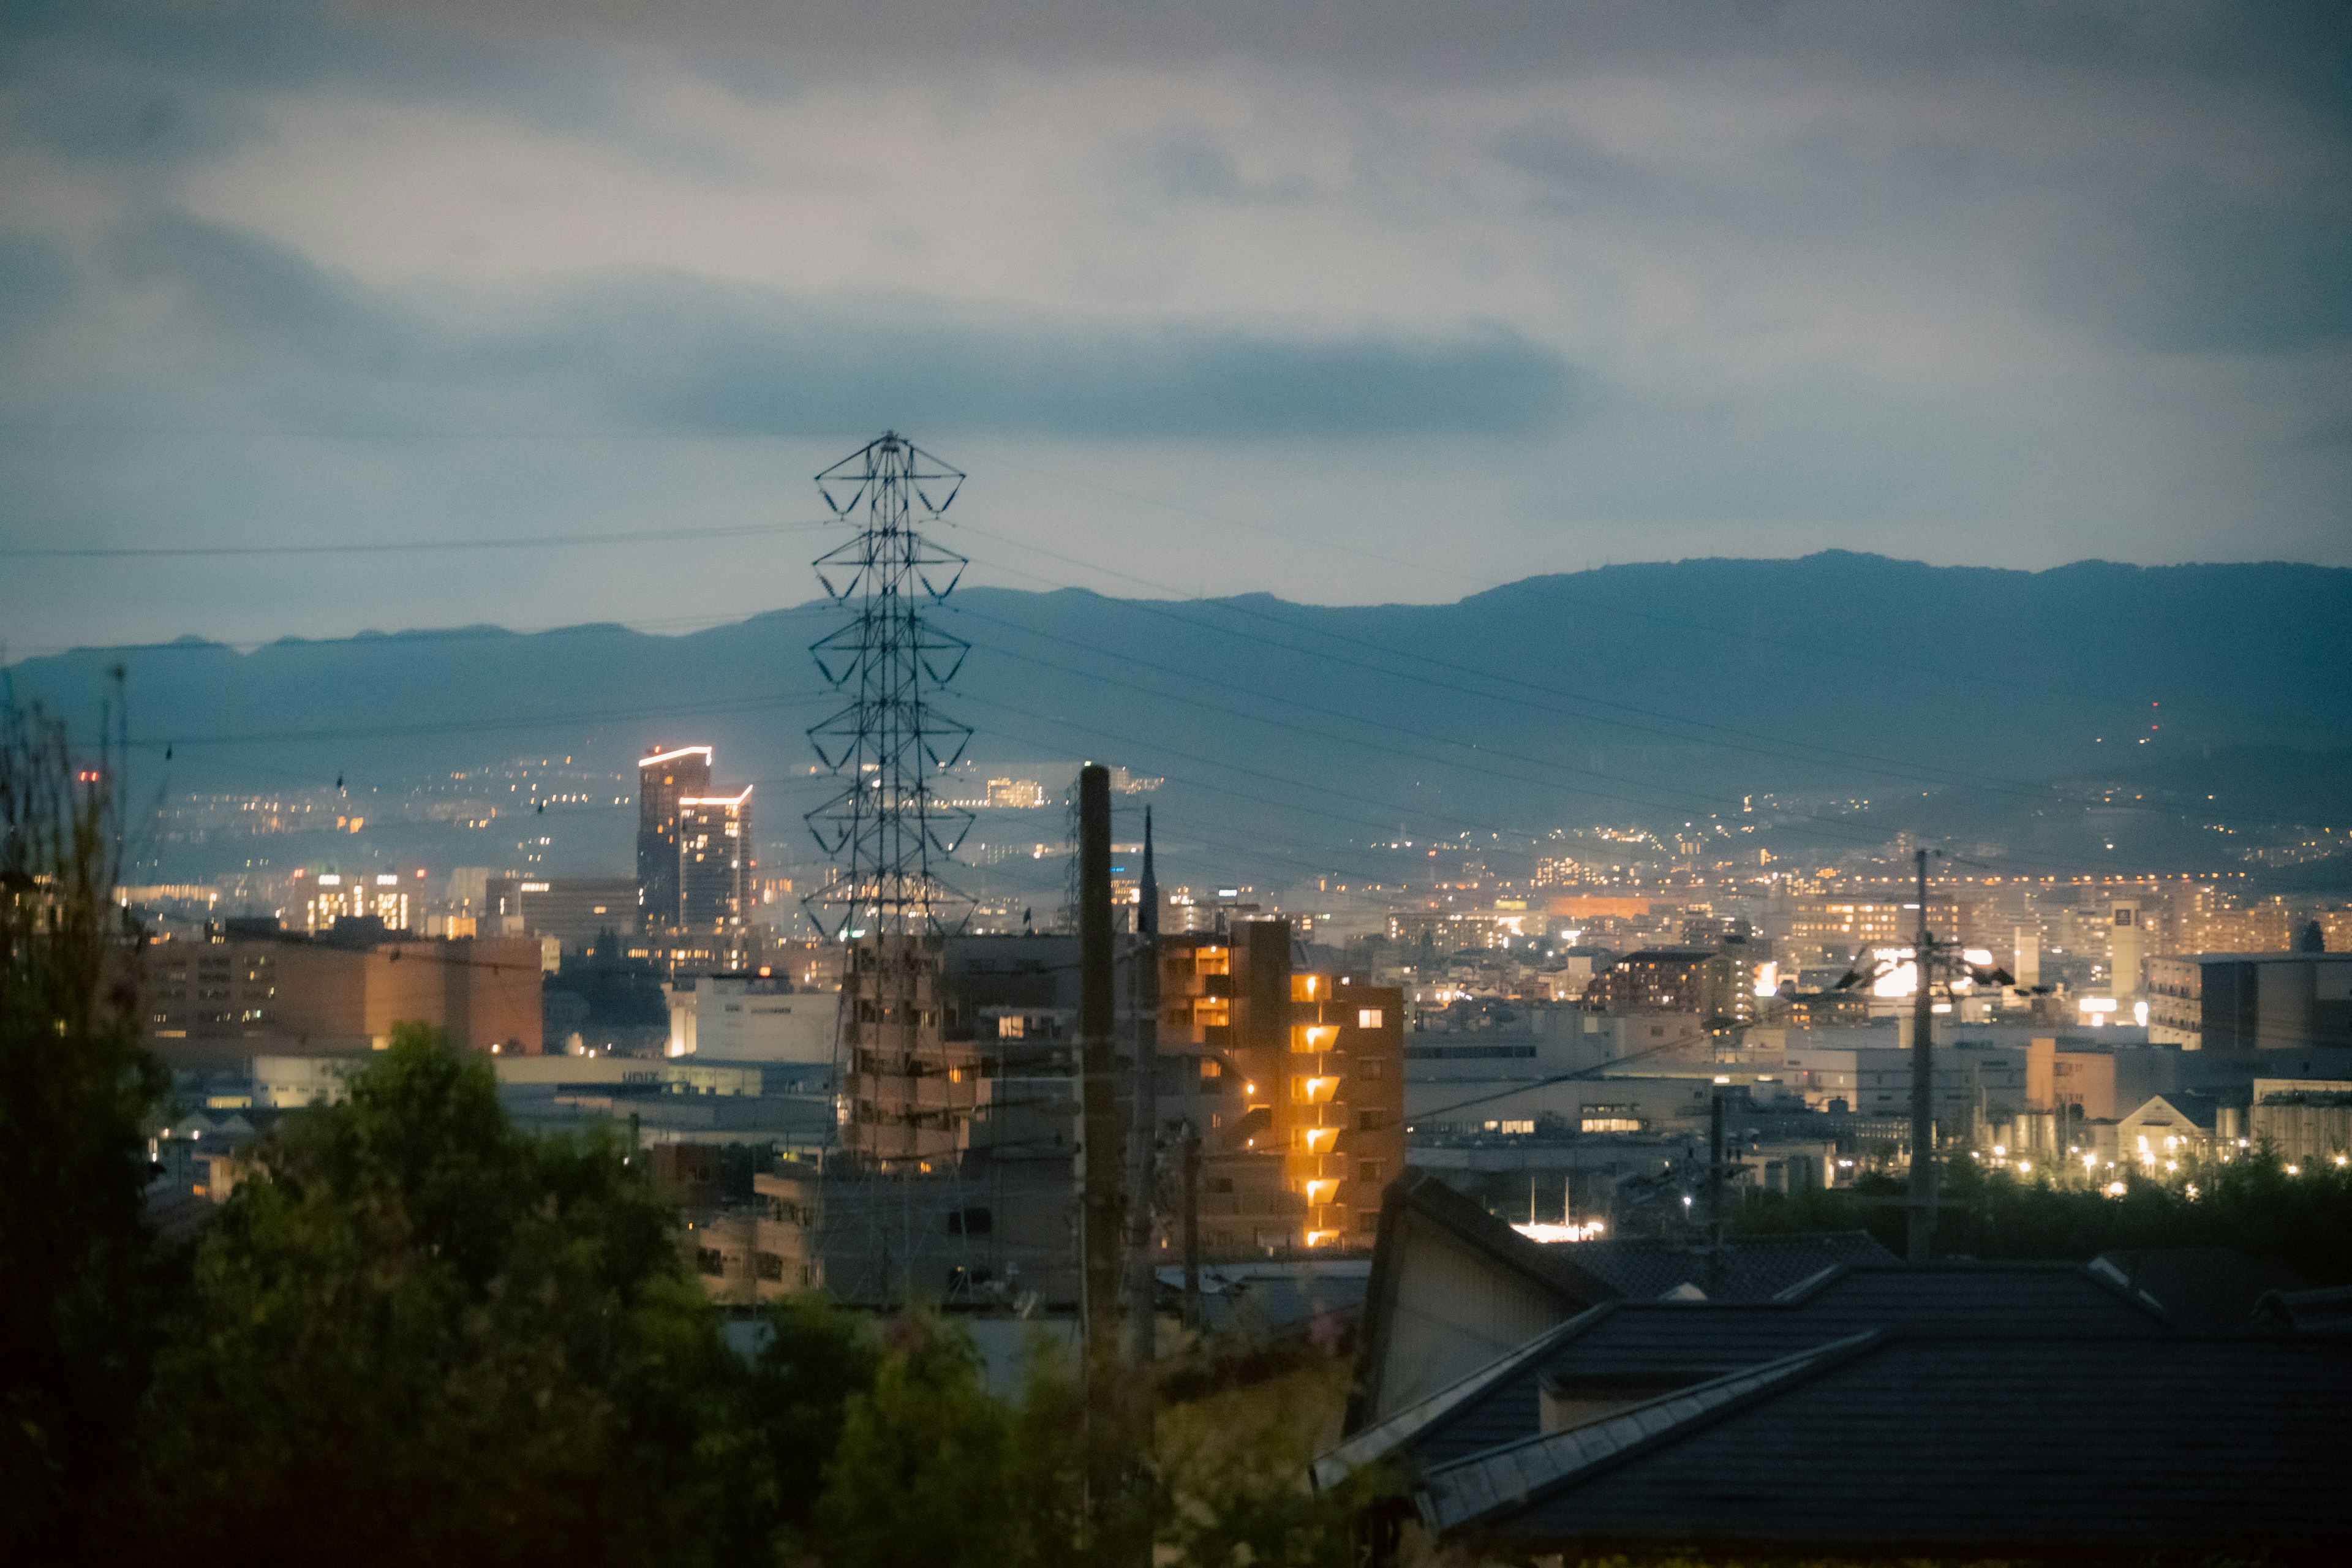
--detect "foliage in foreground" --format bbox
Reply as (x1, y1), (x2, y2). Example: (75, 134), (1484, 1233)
(135, 1023), (747, 1564)
(1, 698), (169, 1550)
(9, 1007), (1372, 1566)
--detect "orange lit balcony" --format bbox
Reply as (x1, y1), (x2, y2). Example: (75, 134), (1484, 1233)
(1303, 1229), (1339, 1248)
(1292, 974), (1325, 1001)
(1300, 1126), (1338, 1154)
(1292, 1024), (1339, 1053)
(1292, 1076), (1338, 1104)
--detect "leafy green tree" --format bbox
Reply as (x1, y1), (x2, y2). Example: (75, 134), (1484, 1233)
(135, 1024), (742, 1566)
(0, 698), (167, 1555)
(1158, 1360), (1376, 1568)
(707, 1293), (881, 1557)
(810, 1314), (1098, 1568)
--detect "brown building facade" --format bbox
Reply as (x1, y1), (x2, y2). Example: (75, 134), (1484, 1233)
(143, 932), (543, 1067)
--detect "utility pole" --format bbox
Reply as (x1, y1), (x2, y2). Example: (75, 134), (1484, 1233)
(1180, 1120), (1202, 1332)
(1708, 1089), (1725, 1245)
(1705, 1087), (1727, 1297)
(1907, 847), (1937, 1263)
(1122, 809), (1160, 1366)
(1074, 765), (1135, 1552)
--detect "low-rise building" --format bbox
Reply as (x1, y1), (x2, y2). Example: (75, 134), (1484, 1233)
(2242, 1079), (2352, 1166)
(144, 929), (543, 1066)
(2147, 952), (2352, 1051)
(665, 974), (836, 1061)
(2117, 1093), (2222, 1170)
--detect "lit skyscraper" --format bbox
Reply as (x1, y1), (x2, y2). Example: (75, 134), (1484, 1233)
(679, 785), (754, 944)
(636, 745), (712, 932)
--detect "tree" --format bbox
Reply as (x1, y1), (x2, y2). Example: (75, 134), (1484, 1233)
(0, 696), (167, 1555)
(1158, 1359), (1377, 1568)
(1733, 1149), (2352, 1284)
(711, 1293), (881, 1557)
(815, 1314), (1091, 1568)
(135, 1024), (743, 1566)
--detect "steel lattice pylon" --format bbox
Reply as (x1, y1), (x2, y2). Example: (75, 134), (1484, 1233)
(802, 431), (974, 939)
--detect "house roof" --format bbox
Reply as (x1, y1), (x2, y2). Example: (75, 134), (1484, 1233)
(1344, 1171), (1626, 1431)
(1415, 1332), (1883, 1536)
(2094, 1248), (2314, 1330)
(1344, 1171), (1896, 1434)
(1316, 1260), (2177, 1487)
(1152, 1260), (1371, 1340)
(1438, 1335), (2352, 1555)
(1564, 1230), (1897, 1303)
(2257, 1284), (2352, 1336)
(2121, 1091), (2224, 1131)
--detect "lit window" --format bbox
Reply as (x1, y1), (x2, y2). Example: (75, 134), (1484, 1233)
(1357, 1008), (1383, 1028)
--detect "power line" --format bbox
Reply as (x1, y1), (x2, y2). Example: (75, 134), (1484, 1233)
(1, 519), (835, 560)
(952, 523), (2105, 806)
(950, 605), (1905, 851)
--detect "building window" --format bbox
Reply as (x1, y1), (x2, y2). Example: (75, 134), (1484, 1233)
(755, 1251), (785, 1282)
(1358, 1160), (1383, 1183)
(1357, 1110), (1387, 1133)
(946, 1206), (993, 1235)
(1357, 1008), (1383, 1028)
(1358, 1211), (1381, 1234)
(696, 1248), (725, 1276)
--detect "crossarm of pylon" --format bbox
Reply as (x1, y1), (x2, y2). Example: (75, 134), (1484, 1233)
(911, 624), (970, 685)
(806, 704), (875, 773)
(810, 620), (878, 687)
(810, 538), (879, 604)
(917, 713), (973, 773)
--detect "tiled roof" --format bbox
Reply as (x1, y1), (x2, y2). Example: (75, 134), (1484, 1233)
(1415, 1333), (1882, 1536)
(1318, 1261), (2177, 1483)
(1463, 1336), (2352, 1553)
(2094, 1248), (2313, 1330)
(2258, 1284), (2352, 1336)
(1566, 1231), (1897, 1302)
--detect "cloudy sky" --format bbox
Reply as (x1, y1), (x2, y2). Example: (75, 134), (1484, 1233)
(2, 1), (2347, 655)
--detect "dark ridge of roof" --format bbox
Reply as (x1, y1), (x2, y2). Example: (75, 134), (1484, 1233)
(2094, 1248), (2315, 1330)
(1785, 1260), (2179, 1330)
(1417, 1332), (1884, 1537)
(1567, 1231), (1898, 1303)
(1472, 1337), (2352, 1553)
(1345, 1170), (1625, 1434)
(1392, 1170), (1626, 1305)
(2258, 1284), (2352, 1335)
(1370, 1262), (2176, 1472)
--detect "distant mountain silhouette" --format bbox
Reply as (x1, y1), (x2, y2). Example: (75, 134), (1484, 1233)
(13, 552), (2351, 886)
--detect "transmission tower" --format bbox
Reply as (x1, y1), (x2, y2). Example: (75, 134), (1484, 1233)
(802, 431), (974, 939)
(805, 431), (986, 1298)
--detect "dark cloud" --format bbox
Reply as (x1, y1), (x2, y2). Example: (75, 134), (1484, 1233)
(2053, 184), (2352, 354)
(0, 0), (622, 167)
(109, 215), (1578, 441)
(0, 235), (75, 347)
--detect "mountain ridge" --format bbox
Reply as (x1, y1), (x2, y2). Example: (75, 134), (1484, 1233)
(10, 552), (2348, 884)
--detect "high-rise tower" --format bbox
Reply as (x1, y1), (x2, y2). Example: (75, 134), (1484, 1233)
(680, 784), (754, 946)
(636, 744), (711, 932)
